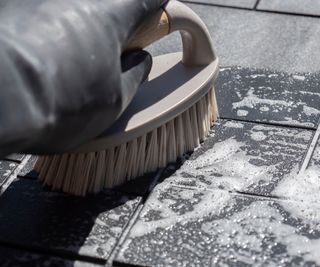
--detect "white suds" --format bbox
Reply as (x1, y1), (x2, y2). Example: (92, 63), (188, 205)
(250, 74), (266, 78)
(172, 137), (278, 193)
(292, 75), (306, 81)
(250, 131), (267, 141)
(273, 165), (320, 225)
(237, 109), (248, 116)
(224, 121), (244, 129)
(130, 188), (232, 237)
(233, 94), (293, 109)
(259, 106), (270, 112)
(303, 106), (320, 116)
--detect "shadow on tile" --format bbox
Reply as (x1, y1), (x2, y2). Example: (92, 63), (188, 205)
(18, 155), (162, 197)
(0, 245), (104, 267)
(0, 179), (141, 262)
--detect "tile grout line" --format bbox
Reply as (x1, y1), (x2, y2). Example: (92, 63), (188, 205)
(253, 0), (261, 10)
(172, 183), (282, 200)
(172, 181), (314, 204)
(109, 204), (144, 266)
(299, 120), (320, 174)
(181, 0), (320, 19)
(256, 8), (320, 19)
(219, 116), (316, 131)
(181, 0), (254, 11)
(109, 169), (166, 265)
(234, 190), (280, 200)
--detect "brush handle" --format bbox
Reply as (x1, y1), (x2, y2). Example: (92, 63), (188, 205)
(126, 10), (170, 51)
(75, 1), (219, 153)
(126, 0), (216, 67)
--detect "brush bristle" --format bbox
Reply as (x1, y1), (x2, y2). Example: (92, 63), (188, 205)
(34, 88), (219, 196)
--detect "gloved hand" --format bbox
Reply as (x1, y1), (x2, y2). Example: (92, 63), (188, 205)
(0, 0), (165, 158)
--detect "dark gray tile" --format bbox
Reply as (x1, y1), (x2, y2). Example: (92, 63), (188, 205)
(148, 4), (320, 73)
(115, 185), (320, 267)
(182, 0), (257, 8)
(216, 67), (320, 128)
(0, 160), (18, 187)
(164, 120), (312, 197)
(258, 0), (320, 16)
(0, 179), (141, 261)
(0, 246), (103, 267)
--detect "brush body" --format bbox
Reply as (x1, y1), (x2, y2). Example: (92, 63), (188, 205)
(35, 52), (219, 196)
(34, 0), (219, 196)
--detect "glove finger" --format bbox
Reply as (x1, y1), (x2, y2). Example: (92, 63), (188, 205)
(120, 50), (152, 112)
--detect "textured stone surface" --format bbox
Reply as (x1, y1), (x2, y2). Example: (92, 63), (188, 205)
(148, 3), (320, 73)
(182, 0), (257, 8)
(0, 160), (18, 187)
(258, 0), (320, 16)
(216, 67), (320, 128)
(165, 119), (312, 197)
(115, 185), (320, 266)
(0, 179), (141, 261)
(0, 246), (104, 267)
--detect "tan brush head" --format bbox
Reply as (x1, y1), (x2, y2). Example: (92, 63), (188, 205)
(35, 0), (219, 196)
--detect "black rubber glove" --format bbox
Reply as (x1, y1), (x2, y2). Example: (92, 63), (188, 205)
(0, 0), (165, 158)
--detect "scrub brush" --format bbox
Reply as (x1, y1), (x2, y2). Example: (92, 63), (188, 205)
(34, 0), (219, 196)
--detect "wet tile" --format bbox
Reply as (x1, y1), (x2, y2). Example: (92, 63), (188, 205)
(0, 246), (104, 267)
(0, 160), (18, 187)
(258, 0), (320, 16)
(272, 135), (320, 207)
(182, 0), (257, 8)
(148, 4), (320, 73)
(216, 67), (320, 128)
(165, 119), (312, 197)
(0, 179), (141, 261)
(115, 185), (320, 266)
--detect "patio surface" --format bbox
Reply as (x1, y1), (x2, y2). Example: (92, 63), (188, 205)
(1, 1), (320, 266)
